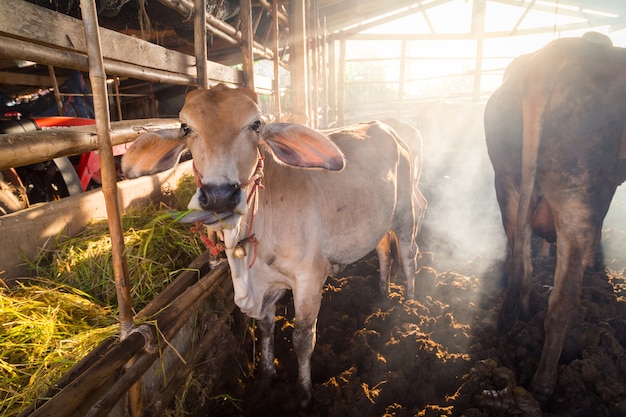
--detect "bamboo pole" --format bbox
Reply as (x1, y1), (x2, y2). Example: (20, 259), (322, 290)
(239, 0), (254, 91)
(25, 331), (148, 417)
(289, 0), (308, 119)
(0, 36), (198, 86)
(272, 0), (281, 119)
(47, 66), (64, 116)
(337, 37), (346, 126)
(328, 34), (336, 126)
(26, 262), (229, 417)
(310, 0), (320, 128)
(144, 300), (235, 417)
(398, 40), (406, 101)
(137, 250), (213, 319)
(0, 118), (180, 171)
(258, 0), (287, 24)
(20, 251), (213, 416)
(84, 264), (230, 417)
(158, 0), (274, 61)
(113, 76), (123, 121)
(79, 1), (141, 415)
(80, 0), (133, 335)
(321, 18), (328, 128)
(471, 0), (486, 101)
(194, 0), (208, 88)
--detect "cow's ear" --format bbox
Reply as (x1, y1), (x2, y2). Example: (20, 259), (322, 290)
(184, 88), (205, 102)
(260, 123), (345, 171)
(121, 130), (188, 178)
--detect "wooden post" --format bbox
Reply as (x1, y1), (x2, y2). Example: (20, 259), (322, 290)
(321, 18), (328, 128)
(113, 76), (123, 121)
(328, 34), (336, 126)
(78, 0), (140, 415)
(337, 37), (346, 126)
(308, 0), (319, 128)
(288, 0), (307, 119)
(398, 40), (406, 101)
(194, 0), (208, 88)
(271, 0), (281, 119)
(239, 0), (255, 91)
(79, 0), (133, 340)
(471, 0), (486, 101)
(47, 65), (64, 116)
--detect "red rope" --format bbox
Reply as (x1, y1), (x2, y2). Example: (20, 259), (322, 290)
(240, 155), (264, 267)
(190, 221), (225, 256)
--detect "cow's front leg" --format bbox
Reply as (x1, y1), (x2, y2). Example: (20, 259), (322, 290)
(292, 316), (317, 409)
(257, 309), (277, 382)
(376, 232), (393, 295)
(292, 277), (324, 409)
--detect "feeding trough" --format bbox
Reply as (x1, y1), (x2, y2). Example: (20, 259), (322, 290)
(1, 161), (246, 416)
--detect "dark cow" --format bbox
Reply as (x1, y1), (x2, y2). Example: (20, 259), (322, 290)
(484, 33), (626, 401)
(123, 83), (426, 407)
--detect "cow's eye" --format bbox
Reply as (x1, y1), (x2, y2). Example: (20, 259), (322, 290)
(181, 123), (191, 136)
(250, 119), (262, 133)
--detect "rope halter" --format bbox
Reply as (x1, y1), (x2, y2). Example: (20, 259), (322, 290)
(191, 153), (265, 268)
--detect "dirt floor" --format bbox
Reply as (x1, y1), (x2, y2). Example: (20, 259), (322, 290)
(187, 188), (626, 417)
(193, 247), (626, 417)
(183, 107), (626, 417)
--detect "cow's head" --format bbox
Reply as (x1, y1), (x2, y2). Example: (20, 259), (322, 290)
(177, 83), (345, 230)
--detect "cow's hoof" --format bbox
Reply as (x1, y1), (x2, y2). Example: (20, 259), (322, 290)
(498, 291), (521, 331)
(279, 389), (310, 416)
(529, 379), (554, 404)
(498, 305), (518, 332)
(296, 386), (312, 411)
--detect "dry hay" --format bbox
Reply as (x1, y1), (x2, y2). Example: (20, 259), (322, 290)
(0, 279), (118, 415)
(24, 174), (202, 310)
(0, 174), (204, 416)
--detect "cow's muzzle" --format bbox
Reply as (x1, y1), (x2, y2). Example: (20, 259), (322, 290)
(198, 183), (241, 212)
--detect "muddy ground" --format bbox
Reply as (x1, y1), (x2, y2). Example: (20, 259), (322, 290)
(194, 207), (626, 417)
(194, 244), (626, 417)
(183, 106), (626, 417)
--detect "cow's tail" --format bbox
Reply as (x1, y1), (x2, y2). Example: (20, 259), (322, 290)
(510, 68), (557, 317)
(515, 87), (543, 291)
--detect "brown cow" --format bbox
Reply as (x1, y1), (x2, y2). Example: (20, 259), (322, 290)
(123, 83), (426, 407)
(484, 33), (626, 402)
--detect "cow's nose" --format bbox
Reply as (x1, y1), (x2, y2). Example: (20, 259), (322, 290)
(198, 183), (241, 212)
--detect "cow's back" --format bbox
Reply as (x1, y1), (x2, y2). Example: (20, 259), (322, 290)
(485, 38), (626, 233)
(255, 121), (409, 266)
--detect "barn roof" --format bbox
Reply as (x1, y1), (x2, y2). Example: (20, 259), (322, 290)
(318, 0), (626, 36)
(2, 0), (626, 107)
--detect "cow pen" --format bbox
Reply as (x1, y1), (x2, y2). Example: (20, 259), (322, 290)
(2, 1), (626, 417)
(0, 0), (267, 415)
(19, 259), (233, 417)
